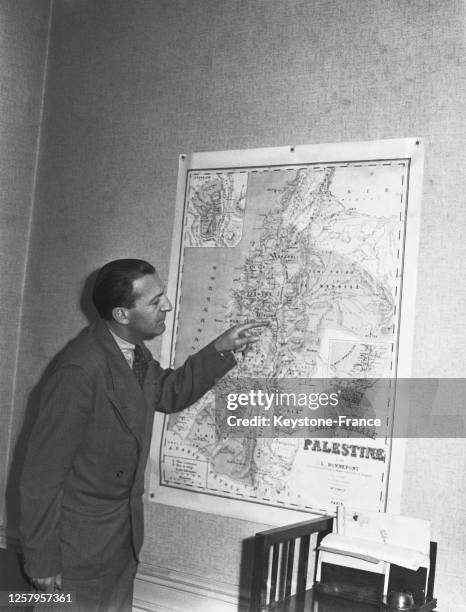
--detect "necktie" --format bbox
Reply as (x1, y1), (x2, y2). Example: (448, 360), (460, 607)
(133, 344), (148, 388)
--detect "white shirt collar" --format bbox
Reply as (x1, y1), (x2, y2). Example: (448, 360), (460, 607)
(106, 325), (135, 350)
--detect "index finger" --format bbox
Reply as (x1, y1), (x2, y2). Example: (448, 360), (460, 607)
(237, 321), (271, 331)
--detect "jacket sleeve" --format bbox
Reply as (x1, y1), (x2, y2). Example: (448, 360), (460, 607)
(153, 341), (236, 413)
(19, 365), (93, 579)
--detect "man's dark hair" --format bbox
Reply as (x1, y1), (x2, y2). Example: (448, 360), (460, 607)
(92, 259), (156, 320)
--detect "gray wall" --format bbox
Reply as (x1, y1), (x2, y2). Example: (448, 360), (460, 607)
(2, 1), (465, 609)
(0, 0), (51, 531)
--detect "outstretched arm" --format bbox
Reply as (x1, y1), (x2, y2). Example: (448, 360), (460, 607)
(154, 321), (269, 413)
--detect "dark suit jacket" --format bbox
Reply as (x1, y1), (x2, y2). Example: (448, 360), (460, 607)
(19, 320), (235, 579)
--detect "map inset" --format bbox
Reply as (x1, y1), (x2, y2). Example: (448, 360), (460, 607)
(159, 160), (409, 514)
(184, 172), (247, 247)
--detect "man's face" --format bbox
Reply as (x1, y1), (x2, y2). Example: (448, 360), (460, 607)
(125, 273), (172, 341)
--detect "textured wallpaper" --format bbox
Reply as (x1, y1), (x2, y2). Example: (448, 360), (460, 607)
(0, 0), (51, 533)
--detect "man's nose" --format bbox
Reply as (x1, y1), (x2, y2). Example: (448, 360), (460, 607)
(162, 295), (172, 311)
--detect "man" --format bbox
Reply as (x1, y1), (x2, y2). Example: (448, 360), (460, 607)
(19, 259), (266, 611)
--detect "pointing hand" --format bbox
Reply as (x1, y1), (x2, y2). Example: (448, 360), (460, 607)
(213, 321), (271, 354)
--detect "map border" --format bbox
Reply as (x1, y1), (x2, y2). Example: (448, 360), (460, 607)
(149, 139), (424, 524)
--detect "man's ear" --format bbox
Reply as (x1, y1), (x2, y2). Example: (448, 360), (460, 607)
(111, 306), (130, 325)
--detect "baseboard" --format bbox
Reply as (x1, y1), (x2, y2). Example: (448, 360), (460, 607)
(133, 564), (250, 612)
(1, 529), (249, 612)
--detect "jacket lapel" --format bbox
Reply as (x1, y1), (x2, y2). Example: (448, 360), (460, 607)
(92, 320), (148, 448)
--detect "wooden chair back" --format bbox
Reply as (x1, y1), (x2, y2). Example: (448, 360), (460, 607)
(249, 516), (333, 612)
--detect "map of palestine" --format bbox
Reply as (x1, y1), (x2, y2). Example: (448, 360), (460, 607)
(150, 142), (423, 519)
